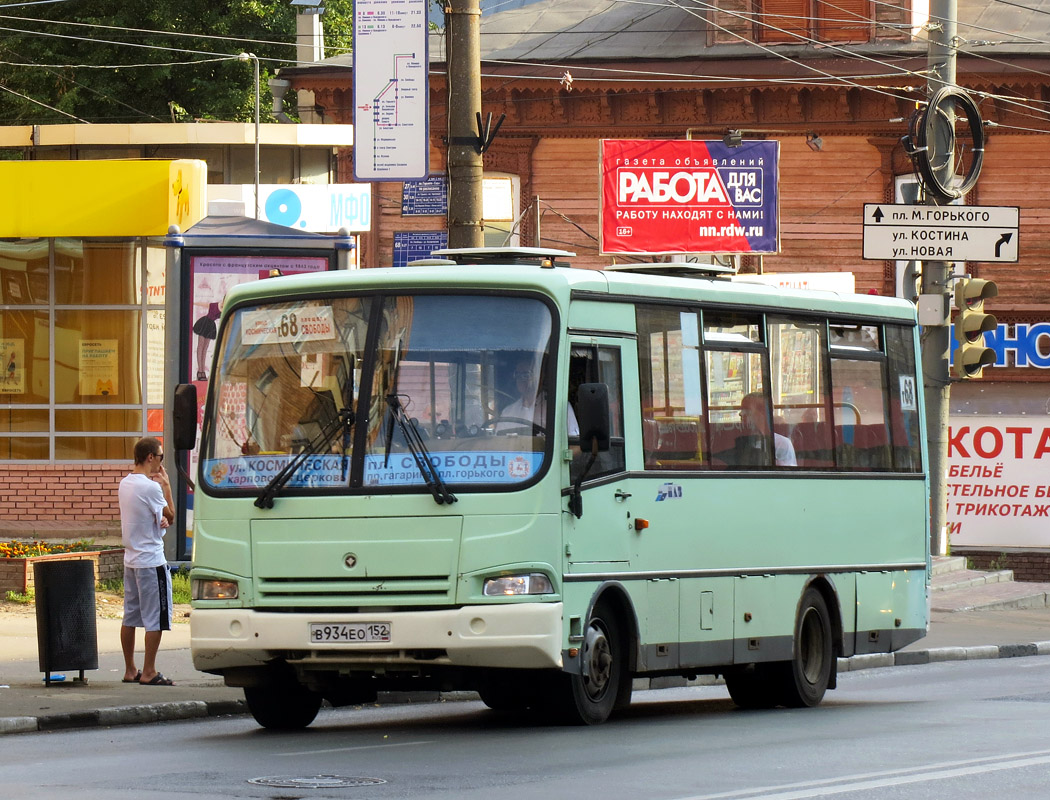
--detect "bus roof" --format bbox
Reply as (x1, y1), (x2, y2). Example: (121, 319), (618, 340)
(223, 259), (917, 323)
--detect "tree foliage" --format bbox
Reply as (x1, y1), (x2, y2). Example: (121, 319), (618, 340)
(0, 1), (353, 124)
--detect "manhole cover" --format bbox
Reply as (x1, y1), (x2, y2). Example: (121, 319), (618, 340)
(248, 775), (387, 789)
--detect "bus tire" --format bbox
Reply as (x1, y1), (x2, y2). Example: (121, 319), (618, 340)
(777, 586), (833, 708)
(725, 664), (778, 710)
(244, 683), (323, 730)
(560, 603), (624, 725)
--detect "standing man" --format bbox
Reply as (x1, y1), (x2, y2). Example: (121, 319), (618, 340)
(119, 437), (176, 686)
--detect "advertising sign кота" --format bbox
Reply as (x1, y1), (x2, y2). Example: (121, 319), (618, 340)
(600, 139), (780, 256)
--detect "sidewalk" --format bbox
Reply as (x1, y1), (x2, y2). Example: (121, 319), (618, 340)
(3, 596), (1050, 735)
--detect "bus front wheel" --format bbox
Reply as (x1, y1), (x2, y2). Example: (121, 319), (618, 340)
(559, 603), (625, 725)
(777, 587), (833, 708)
(244, 683), (323, 730)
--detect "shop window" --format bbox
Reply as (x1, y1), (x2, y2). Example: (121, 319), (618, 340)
(0, 310), (49, 403)
(0, 436), (48, 460)
(0, 238), (167, 461)
(0, 408), (48, 432)
(55, 239), (138, 305)
(54, 310), (142, 404)
(55, 435), (139, 461)
(0, 239), (48, 304)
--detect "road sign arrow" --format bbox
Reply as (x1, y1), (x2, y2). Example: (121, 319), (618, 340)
(872, 207), (885, 223)
(995, 232), (1013, 258)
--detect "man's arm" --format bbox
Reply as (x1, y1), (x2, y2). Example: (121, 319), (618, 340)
(153, 465), (176, 524)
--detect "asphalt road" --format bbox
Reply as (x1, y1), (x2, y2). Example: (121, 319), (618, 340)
(6, 658), (1050, 800)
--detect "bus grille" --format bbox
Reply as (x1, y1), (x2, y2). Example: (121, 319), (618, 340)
(254, 575), (453, 605)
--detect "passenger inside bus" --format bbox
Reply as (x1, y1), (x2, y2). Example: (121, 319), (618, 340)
(735, 392), (797, 467)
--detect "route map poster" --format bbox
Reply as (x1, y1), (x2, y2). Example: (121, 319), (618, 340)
(600, 139), (780, 256)
(353, 0), (429, 181)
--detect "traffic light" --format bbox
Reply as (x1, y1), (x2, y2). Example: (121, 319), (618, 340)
(952, 277), (998, 379)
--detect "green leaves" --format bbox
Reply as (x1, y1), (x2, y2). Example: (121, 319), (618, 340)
(0, 1), (354, 124)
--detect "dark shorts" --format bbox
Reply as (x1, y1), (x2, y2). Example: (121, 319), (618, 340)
(123, 565), (173, 632)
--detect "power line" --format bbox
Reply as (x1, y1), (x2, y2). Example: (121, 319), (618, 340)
(0, 81), (87, 121)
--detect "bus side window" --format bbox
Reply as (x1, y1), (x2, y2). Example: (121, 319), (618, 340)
(569, 345), (625, 482)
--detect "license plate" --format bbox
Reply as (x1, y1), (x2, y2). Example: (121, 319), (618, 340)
(309, 622), (391, 643)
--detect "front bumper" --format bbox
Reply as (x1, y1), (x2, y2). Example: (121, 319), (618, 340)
(191, 602), (564, 672)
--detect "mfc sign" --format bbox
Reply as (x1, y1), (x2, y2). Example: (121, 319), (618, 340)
(600, 139), (780, 255)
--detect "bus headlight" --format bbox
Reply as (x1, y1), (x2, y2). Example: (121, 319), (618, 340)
(191, 579), (239, 600)
(483, 573), (553, 596)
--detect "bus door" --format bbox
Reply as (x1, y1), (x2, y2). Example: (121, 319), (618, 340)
(564, 341), (634, 570)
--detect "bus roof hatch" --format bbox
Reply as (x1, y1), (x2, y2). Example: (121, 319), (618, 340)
(429, 247), (576, 268)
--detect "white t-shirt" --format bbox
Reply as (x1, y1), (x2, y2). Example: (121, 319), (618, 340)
(119, 473), (168, 568)
(499, 393), (579, 436)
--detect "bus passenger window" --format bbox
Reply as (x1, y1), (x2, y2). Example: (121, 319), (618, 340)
(568, 345), (625, 483)
(637, 306), (705, 470)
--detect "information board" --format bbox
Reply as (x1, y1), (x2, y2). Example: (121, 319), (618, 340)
(393, 231), (448, 267)
(402, 175), (448, 216)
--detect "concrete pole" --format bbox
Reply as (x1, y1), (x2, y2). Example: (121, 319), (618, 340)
(922, 0), (957, 556)
(445, 0), (484, 248)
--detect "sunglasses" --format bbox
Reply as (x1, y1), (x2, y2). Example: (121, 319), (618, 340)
(153, 452), (164, 462)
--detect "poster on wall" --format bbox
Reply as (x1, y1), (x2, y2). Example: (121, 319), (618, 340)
(600, 139), (780, 255)
(947, 416), (1050, 549)
(185, 252), (332, 528)
(78, 339), (119, 396)
(188, 254), (330, 383)
(0, 338), (24, 394)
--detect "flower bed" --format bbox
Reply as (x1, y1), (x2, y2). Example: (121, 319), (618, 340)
(0, 541), (124, 595)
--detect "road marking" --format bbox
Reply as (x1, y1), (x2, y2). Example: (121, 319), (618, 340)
(673, 748), (1050, 800)
(279, 740), (432, 757)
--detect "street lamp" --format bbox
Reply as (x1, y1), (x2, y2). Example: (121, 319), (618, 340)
(238, 52), (260, 219)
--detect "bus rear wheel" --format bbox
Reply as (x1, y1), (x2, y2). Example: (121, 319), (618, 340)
(776, 587), (833, 708)
(244, 683), (323, 730)
(557, 603), (625, 725)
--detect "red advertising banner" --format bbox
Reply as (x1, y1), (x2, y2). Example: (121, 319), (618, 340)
(600, 139), (780, 256)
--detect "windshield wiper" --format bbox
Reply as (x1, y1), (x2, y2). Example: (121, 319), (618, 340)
(385, 393), (457, 505)
(255, 405), (355, 509)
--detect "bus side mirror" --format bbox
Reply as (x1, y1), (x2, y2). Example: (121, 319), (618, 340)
(173, 383), (198, 451)
(575, 382), (610, 453)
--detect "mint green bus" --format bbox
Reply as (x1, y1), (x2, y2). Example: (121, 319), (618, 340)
(177, 248), (929, 728)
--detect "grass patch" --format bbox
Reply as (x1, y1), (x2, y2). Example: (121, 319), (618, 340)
(172, 569), (191, 604)
(97, 577), (124, 595)
(97, 569), (191, 604)
(5, 588), (34, 604)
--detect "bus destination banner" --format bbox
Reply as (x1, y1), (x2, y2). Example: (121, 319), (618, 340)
(600, 139), (780, 256)
(202, 451), (544, 490)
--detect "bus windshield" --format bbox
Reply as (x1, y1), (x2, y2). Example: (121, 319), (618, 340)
(200, 293), (554, 496)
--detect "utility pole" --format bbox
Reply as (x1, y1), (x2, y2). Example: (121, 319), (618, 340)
(445, 0), (484, 248)
(922, 0), (957, 556)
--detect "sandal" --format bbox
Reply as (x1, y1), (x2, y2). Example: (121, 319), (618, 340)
(122, 671), (142, 683)
(139, 673), (175, 686)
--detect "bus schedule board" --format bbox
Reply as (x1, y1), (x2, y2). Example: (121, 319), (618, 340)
(353, 0), (429, 181)
(600, 139), (780, 256)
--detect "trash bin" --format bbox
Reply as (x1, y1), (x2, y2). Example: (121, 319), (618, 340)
(34, 559), (98, 685)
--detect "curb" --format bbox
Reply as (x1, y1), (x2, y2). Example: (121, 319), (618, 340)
(0, 699), (246, 735)
(5, 642), (1050, 735)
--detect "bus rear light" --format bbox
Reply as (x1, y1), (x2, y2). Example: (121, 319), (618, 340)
(483, 573), (553, 596)
(192, 579), (239, 600)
